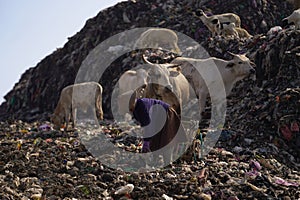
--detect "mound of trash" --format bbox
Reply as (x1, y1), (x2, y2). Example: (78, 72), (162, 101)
(0, 118), (299, 199)
(198, 26), (300, 166)
(0, 0), (299, 199)
(0, 0), (294, 121)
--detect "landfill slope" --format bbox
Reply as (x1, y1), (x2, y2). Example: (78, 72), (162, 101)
(0, 0), (294, 121)
(200, 27), (300, 164)
(0, 0), (300, 199)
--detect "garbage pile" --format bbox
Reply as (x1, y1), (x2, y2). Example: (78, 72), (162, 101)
(221, 28), (300, 166)
(0, 120), (299, 199)
(0, 0), (294, 121)
(0, 0), (299, 199)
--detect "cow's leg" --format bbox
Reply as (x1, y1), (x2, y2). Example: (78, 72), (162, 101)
(64, 108), (70, 132)
(97, 96), (103, 120)
(90, 105), (99, 126)
(163, 146), (174, 166)
(212, 97), (226, 127)
(198, 94), (207, 124)
(72, 107), (77, 129)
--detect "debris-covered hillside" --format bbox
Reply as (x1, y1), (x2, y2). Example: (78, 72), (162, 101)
(0, 0), (295, 121)
(0, 0), (299, 199)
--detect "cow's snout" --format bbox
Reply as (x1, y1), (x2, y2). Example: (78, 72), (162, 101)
(250, 68), (256, 74)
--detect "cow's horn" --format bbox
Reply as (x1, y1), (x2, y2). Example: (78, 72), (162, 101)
(227, 51), (238, 57)
(142, 54), (154, 65)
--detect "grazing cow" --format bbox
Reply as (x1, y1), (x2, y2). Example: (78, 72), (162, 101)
(283, 8), (300, 29)
(134, 28), (181, 54)
(117, 68), (148, 118)
(194, 9), (241, 37)
(117, 89), (146, 120)
(171, 53), (256, 121)
(51, 82), (103, 131)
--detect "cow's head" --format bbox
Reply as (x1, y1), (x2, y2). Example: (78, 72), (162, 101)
(226, 52), (256, 78)
(147, 64), (177, 93)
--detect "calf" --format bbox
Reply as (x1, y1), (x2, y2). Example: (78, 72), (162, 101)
(194, 9), (241, 37)
(51, 82), (103, 131)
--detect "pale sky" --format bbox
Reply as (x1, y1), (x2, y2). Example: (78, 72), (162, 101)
(0, 0), (122, 104)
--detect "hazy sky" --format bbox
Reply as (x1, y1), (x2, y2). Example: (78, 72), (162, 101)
(0, 0), (122, 104)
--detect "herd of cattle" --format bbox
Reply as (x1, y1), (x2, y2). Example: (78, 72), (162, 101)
(51, 8), (299, 132)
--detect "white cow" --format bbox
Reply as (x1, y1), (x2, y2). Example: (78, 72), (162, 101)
(142, 57), (190, 115)
(171, 53), (255, 121)
(117, 69), (148, 118)
(134, 28), (181, 54)
(51, 82), (103, 131)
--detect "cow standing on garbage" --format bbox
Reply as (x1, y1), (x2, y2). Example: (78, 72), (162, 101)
(134, 28), (181, 54)
(51, 82), (103, 131)
(171, 53), (256, 122)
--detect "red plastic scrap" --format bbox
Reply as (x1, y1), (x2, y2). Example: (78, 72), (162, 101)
(280, 125), (293, 141)
(290, 121), (299, 132)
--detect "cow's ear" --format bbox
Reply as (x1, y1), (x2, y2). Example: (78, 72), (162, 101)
(226, 62), (235, 68)
(228, 51), (238, 57)
(169, 70), (180, 77)
(211, 18), (219, 24)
